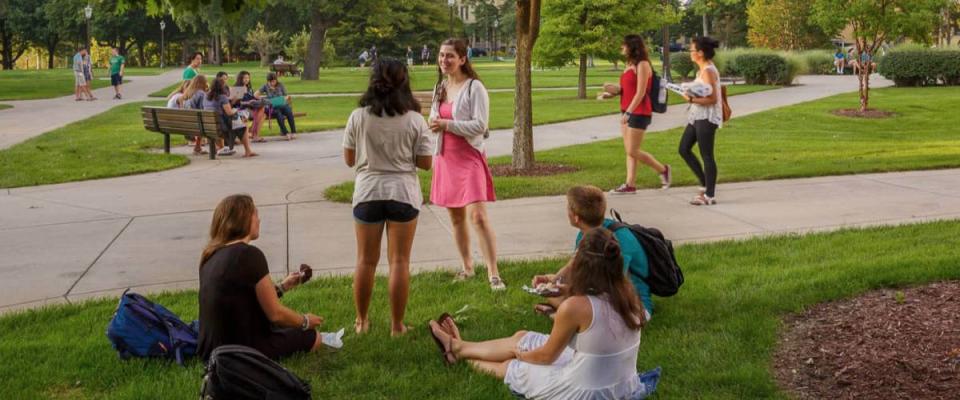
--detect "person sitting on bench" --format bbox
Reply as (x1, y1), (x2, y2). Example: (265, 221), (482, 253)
(260, 72), (297, 140)
(198, 194), (324, 361)
(531, 185), (653, 321)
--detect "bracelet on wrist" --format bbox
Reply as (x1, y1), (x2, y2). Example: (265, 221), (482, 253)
(301, 314), (310, 331)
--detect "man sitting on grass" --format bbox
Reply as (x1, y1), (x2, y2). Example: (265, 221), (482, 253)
(531, 185), (653, 320)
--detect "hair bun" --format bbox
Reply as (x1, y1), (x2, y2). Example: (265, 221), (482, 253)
(603, 239), (621, 260)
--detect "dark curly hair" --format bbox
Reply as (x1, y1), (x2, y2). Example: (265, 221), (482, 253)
(623, 34), (649, 65)
(692, 36), (720, 60)
(359, 58), (420, 117)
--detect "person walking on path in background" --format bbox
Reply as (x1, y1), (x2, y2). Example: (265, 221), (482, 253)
(429, 38), (504, 291)
(82, 51), (96, 101)
(421, 45), (431, 65)
(358, 49), (370, 68)
(679, 37), (723, 206)
(610, 35), (670, 195)
(369, 45), (379, 63)
(406, 46), (414, 66)
(197, 194), (326, 361)
(73, 49), (91, 101)
(427, 228), (653, 400)
(109, 47), (125, 100)
(344, 59), (434, 337)
(183, 52), (203, 81)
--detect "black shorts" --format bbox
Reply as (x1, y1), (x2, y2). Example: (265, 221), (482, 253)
(254, 327), (317, 360)
(110, 73), (122, 86)
(622, 113), (652, 130)
(353, 200), (419, 224)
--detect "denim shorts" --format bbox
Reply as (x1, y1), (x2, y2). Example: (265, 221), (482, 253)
(622, 112), (652, 130)
(111, 73), (122, 86)
(353, 200), (419, 224)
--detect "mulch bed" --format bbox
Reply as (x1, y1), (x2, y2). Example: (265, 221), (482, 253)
(831, 108), (896, 119)
(490, 163), (578, 177)
(774, 281), (960, 400)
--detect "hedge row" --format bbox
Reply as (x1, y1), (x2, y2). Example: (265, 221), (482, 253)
(671, 50), (798, 85)
(878, 49), (960, 86)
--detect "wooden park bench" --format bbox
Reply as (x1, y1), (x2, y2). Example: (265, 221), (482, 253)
(270, 63), (301, 77)
(719, 76), (743, 85)
(141, 106), (221, 160)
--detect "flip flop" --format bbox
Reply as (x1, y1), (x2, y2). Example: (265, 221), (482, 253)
(427, 321), (457, 366)
(438, 313), (460, 340)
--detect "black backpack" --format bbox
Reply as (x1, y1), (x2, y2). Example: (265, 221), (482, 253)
(607, 210), (684, 297)
(649, 70), (668, 114)
(200, 345), (312, 400)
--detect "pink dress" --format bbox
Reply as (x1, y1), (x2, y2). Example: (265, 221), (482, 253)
(430, 102), (496, 208)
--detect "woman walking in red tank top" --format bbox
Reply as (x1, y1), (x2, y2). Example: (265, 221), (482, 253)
(610, 35), (671, 195)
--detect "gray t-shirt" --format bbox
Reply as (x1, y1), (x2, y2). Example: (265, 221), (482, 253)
(343, 107), (434, 209)
(202, 94), (230, 116)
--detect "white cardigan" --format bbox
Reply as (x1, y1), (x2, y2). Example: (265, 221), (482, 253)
(428, 78), (490, 155)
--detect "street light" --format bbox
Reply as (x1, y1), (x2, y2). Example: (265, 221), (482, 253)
(83, 5), (93, 50)
(448, 0), (455, 37)
(493, 18), (499, 62)
(159, 21), (166, 69)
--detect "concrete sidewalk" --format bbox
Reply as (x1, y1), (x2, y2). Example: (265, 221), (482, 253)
(0, 70), (182, 149)
(6, 74), (943, 314)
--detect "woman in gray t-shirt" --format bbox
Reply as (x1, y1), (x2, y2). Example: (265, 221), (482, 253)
(342, 59), (433, 337)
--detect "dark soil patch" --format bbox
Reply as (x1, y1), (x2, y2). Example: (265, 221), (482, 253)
(490, 163), (578, 177)
(774, 281), (960, 400)
(831, 108), (896, 119)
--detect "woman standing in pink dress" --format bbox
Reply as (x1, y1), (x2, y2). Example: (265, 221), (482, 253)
(428, 38), (504, 291)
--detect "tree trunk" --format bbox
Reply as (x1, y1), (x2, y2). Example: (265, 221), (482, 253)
(137, 42), (147, 67)
(661, 25), (671, 81)
(303, 10), (330, 81)
(45, 39), (58, 69)
(577, 53), (587, 99)
(1, 23), (13, 70)
(512, 0), (540, 170)
(858, 68), (870, 112)
(702, 14), (709, 37)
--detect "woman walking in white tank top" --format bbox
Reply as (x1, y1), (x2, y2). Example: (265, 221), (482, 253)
(679, 36), (723, 206)
(428, 228), (657, 399)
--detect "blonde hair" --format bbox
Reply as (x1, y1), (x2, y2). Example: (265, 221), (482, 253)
(180, 75), (209, 108)
(167, 81), (191, 100)
(200, 194), (256, 267)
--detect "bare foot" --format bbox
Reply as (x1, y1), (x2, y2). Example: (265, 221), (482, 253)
(354, 318), (370, 335)
(440, 315), (461, 340)
(243, 152), (259, 158)
(391, 324), (413, 337)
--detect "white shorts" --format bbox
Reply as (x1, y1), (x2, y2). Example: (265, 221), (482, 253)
(74, 72), (86, 86)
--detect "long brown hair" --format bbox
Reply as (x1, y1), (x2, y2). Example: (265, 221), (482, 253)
(623, 34), (649, 65)
(200, 194), (256, 267)
(434, 38), (481, 104)
(181, 75), (209, 107)
(360, 58), (420, 116)
(568, 228), (646, 330)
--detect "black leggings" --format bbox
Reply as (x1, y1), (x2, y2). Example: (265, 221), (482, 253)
(678, 120), (718, 197)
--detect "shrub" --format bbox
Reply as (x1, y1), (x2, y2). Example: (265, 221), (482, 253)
(878, 49), (960, 87)
(798, 50), (835, 75)
(734, 53), (797, 85)
(671, 52), (696, 80)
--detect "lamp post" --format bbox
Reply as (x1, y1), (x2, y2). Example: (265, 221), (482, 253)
(493, 18), (499, 62)
(448, 0), (455, 37)
(83, 5), (93, 50)
(159, 21), (166, 69)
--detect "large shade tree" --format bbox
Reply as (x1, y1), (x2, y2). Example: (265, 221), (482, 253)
(747, 0), (831, 50)
(534, 0), (672, 99)
(512, 0), (540, 170)
(812, 0), (946, 112)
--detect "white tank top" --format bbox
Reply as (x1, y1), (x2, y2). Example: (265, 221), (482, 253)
(688, 63), (724, 128)
(563, 295), (642, 389)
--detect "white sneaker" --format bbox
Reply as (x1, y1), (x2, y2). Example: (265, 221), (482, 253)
(217, 148), (236, 156)
(489, 276), (507, 291)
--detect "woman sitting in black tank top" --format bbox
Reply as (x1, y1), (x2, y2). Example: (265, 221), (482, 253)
(197, 194), (325, 361)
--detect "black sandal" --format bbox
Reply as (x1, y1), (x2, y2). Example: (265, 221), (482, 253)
(427, 321), (457, 366)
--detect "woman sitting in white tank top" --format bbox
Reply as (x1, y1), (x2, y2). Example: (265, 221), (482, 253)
(428, 228), (658, 399)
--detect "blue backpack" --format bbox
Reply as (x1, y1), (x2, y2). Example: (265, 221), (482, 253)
(106, 290), (199, 365)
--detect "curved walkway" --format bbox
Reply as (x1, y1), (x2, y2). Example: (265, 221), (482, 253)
(0, 70), (184, 150)
(6, 75), (953, 314)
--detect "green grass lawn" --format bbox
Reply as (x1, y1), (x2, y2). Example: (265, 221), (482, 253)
(119, 67), (175, 76)
(0, 104), (11, 110)
(0, 69), (116, 100)
(1, 221), (957, 399)
(324, 86), (960, 203)
(149, 60), (654, 97)
(0, 84), (771, 189)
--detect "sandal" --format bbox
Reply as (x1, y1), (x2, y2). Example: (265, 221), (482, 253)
(489, 276), (507, 291)
(453, 270), (475, 281)
(690, 193), (717, 206)
(427, 321), (457, 365)
(253, 137), (267, 143)
(298, 264), (313, 284)
(438, 313), (461, 339)
(193, 150), (208, 156)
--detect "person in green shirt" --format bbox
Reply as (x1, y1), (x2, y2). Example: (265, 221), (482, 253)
(183, 52), (203, 81)
(109, 47), (126, 100)
(531, 185), (654, 320)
